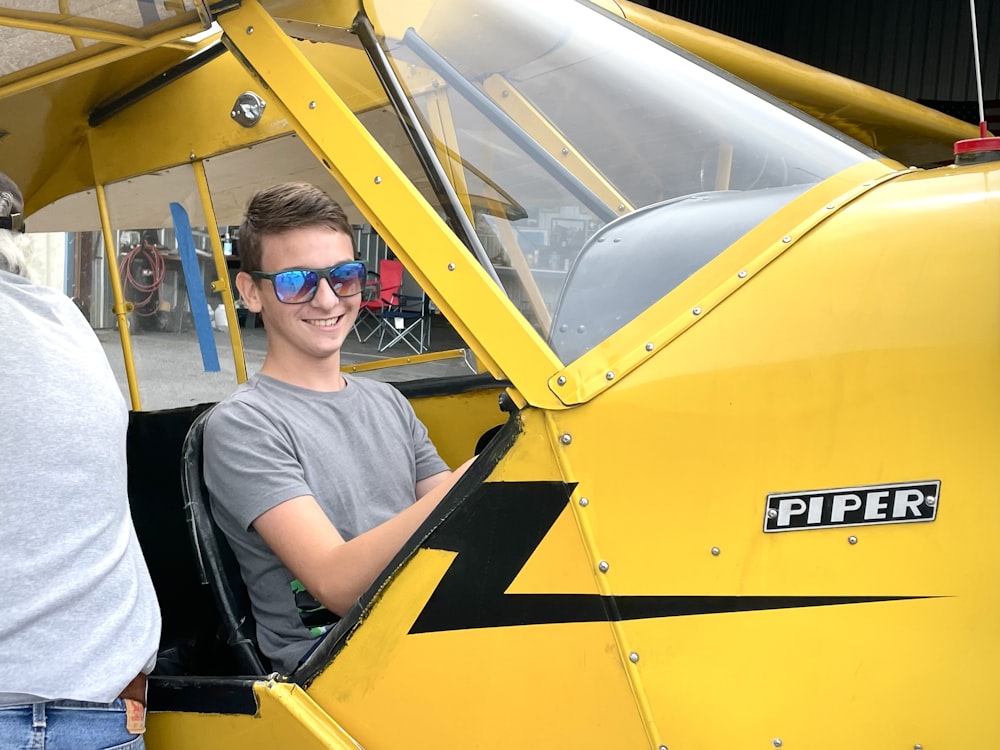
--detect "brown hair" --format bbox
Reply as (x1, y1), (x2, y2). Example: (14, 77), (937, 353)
(238, 182), (356, 273)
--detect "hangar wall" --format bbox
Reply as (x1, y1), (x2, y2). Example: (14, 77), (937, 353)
(643, 0), (1000, 131)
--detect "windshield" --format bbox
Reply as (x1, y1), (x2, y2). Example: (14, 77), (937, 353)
(365, 0), (875, 361)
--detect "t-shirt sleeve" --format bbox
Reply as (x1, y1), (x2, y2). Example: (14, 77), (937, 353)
(203, 398), (314, 531)
(390, 388), (450, 482)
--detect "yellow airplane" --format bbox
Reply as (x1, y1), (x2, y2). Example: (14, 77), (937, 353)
(1, 1), (997, 747)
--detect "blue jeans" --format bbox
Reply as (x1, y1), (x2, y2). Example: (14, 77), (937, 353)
(0, 699), (144, 750)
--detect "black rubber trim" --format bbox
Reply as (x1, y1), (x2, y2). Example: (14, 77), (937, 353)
(148, 675), (262, 715)
(389, 371), (509, 399)
(89, 42), (227, 127)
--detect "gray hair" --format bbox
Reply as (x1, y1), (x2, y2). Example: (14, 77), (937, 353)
(0, 228), (33, 280)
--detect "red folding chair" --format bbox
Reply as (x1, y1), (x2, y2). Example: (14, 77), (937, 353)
(377, 290), (431, 355)
(352, 259), (403, 343)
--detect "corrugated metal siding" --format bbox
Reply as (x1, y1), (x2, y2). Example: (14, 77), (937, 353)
(652, 0), (1000, 103)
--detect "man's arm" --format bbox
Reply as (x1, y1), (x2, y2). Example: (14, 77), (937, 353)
(415, 468), (451, 499)
(252, 457), (474, 616)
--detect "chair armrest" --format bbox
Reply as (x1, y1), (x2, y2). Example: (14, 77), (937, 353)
(394, 293), (426, 310)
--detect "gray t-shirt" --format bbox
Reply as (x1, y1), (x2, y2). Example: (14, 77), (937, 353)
(203, 373), (448, 674)
(0, 270), (161, 705)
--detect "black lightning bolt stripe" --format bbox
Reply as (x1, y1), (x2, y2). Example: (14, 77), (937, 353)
(409, 481), (931, 634)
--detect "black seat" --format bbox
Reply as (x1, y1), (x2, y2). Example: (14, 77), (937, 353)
(180, 407), (269, 675)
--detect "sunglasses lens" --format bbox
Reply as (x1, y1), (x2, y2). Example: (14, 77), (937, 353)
(331, 262), (365, 297)
(273, 270), (318, 303)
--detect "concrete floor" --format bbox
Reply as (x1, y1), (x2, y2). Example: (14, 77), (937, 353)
(99, 312), (476, 412)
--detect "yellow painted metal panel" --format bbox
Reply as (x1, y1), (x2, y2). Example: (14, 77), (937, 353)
(0, 45), (194, 212)
(307, 529), (650, 748)
(88, 54), (296, 187)
(532, 163), (1000, 743)
(626, 597), (988, 748)
(408, 385), (508, 468)
(147, 681), (361, 750)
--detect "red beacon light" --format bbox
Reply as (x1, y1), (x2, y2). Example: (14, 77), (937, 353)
(954, 1), (996, 165)
(954, 122), (1000, 165)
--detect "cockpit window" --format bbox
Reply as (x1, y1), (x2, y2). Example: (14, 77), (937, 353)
(365, 0), (876, 362)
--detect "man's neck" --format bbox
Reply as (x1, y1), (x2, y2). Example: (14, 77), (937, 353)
(258, 354), (346, 392)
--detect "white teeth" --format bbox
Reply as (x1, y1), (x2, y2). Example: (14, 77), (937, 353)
(307, 316), (339, 328)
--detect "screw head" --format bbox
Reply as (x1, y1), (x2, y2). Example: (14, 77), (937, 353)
(848, 535), (858, 545)
(782, 236), (792, 243)
(560, 433), (572, 445)
(692, 307), (702, 315)
(924, 495), (937, 506)
(773, 740), (783, 748)
(645, 342), (654, 352)
(561, 147), (569, 155)
(605, 371), (615, 381)
(766, 508), (778, 519)
(579, 497), (589, 507)
(738, 270), (748, 278)
(557, 376), (567, 385)
(308, 101), (317, 109)
(598, 560), (609, 573)
(447, 262), (456, 271)
(373, 175), (382, 184)
(711, 547), (720, 556)
(246, 25), (254, 34)
(629, 652), (639, 663)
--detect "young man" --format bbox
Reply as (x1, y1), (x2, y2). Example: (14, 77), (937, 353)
(0, 171), (161, 749)
(204, 183), (471, 674)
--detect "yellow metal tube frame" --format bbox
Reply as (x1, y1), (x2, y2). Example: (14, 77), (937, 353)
(192, 159), (249, 383)
(341, 347), (470, 374)
(482, 73), (633, 215)
(94, 182), (142, 411)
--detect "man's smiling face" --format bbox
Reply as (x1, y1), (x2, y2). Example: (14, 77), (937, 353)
(242, 225), (359, 371)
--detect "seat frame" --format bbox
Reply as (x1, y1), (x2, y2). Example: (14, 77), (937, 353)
(180, 407), (270, 676)
(376, 291), (432, 354)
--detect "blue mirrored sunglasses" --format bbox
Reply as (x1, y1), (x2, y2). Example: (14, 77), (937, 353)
(251, 260), (366, 304)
